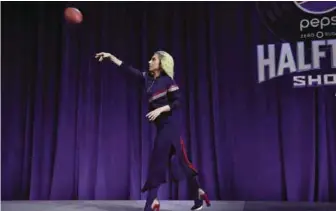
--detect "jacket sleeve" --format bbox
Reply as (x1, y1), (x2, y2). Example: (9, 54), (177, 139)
(118, 62), (146, 82)
(167, 78), (181, 110)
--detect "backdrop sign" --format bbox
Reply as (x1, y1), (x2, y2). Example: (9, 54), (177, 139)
(256, 1), (336, 88)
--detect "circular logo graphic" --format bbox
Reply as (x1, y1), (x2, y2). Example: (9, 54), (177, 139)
(256, 2), (336, 43)
(294, 1), (336, 14)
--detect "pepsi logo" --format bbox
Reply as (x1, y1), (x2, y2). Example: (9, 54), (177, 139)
(256, 1), (336, 43)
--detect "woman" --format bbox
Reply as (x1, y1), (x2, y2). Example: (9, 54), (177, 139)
(95, 51), (210, 211)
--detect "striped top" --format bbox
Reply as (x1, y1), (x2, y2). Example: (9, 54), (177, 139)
(119, 62), (181, 125)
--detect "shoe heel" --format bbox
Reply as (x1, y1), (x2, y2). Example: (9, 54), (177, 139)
(153, 204), (160, 211)
(201, 193), (211, 207)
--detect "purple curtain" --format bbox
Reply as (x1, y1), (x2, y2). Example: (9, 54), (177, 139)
(2, 2), (335, 202)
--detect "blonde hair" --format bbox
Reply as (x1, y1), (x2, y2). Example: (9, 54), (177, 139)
(155, 50), (174, 79)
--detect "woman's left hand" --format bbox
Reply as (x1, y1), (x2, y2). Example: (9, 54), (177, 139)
(146, 108), (163, 121)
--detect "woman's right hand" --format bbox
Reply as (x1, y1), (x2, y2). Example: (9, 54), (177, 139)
(95, 52), (122, 66)
(95, 52), (112, 62)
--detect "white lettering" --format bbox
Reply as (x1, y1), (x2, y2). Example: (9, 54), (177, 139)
(320, 17), (331, 30)
(308, 75), (322, 86)
(297, 42), (312, 71)
(332, 16), (336, 26)
(293, 76), (306, 87)
(324, 74), (336, 85)
(300, 19), (310, 31)
(312, 40), (326, 69)
(257, 39), (335, 83)
(316, 31), (324, 39)
(327, 39), (336, 68)
(293, 74), (336, 87)
(300, 16), (336, 31)
(277, 43), (296, 76)
(257, 44), (276, 83)
(311, 18), (320, 28)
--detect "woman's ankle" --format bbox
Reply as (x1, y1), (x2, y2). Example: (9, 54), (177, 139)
(198, 188), (205, 195)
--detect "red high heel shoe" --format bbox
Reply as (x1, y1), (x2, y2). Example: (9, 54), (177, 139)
(151, 199), (160, 211)
(200, 193), (211, 207)
(152, 203), (160, 211)
(191, 189), (211, 210)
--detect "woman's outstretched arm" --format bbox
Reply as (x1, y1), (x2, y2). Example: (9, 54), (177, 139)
(95, 52), (145, 81)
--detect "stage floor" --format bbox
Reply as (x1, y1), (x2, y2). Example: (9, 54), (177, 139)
(1, 200), (336, 211)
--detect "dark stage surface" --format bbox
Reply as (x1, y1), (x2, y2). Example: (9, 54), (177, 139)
(2, 201), (336, 211)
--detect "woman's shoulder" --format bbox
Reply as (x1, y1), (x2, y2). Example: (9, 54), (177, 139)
(162, 74), (176, 83)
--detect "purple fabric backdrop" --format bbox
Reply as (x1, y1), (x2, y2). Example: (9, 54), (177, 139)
(1, 2), (336, 202)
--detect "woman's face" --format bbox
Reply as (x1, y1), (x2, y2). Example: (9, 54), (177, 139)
(148, 54), (160, 72)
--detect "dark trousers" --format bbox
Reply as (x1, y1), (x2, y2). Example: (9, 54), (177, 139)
(141, 123), (199, 195)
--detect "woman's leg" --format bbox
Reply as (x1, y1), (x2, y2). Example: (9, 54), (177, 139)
(189, 176), (201, 198)
(171, 137), (211, 210)
(170, 137), (198, 180)
(142, 129), (172, 210)
(144, 186), (160, 211)
(189, 176), (211, 210)
(142, 126), (174, 192)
